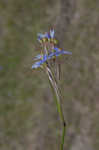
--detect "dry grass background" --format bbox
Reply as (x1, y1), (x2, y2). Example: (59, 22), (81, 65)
(0, 0), (99, 150)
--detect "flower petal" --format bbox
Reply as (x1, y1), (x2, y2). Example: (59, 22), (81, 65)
(55, 50), (72, 56)
(37, 32), (50, 41)
(32, 54), (48, 69)
(62, 50), (72, 55)
(50, 29), (55, 38)
(32, 61), (41, 69)
(37, 33), (45, 39)
(54, 47), (72, 55)
(54, 47), (60, 52)
(34, 54), (43, 60)
(48, 50), (72, 59)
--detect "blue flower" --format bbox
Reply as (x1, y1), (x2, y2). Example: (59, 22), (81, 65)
(48, 49), (72, 59)
(32, 48), (72, 69)
(32, 54), (47, 69)
(37, 33), (45, 39)
(32, 29), (72, 69)
(54, 47), (72, 55)
(37, 32), (50, 41)
(37, 29), (55, 42)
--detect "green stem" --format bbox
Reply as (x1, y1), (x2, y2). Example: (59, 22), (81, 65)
(61, 122), (66, 150)
(45, 65), (66, 150)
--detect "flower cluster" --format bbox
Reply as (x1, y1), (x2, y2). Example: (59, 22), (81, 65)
(32, 29), (72, 69)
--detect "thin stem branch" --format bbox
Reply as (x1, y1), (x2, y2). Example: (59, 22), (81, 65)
(45, 64), (66, 150)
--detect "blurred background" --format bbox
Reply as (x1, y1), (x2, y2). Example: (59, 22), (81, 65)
(0, 0), (99, 150)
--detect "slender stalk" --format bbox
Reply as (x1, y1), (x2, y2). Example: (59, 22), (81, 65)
(45, 65), (66, 150)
